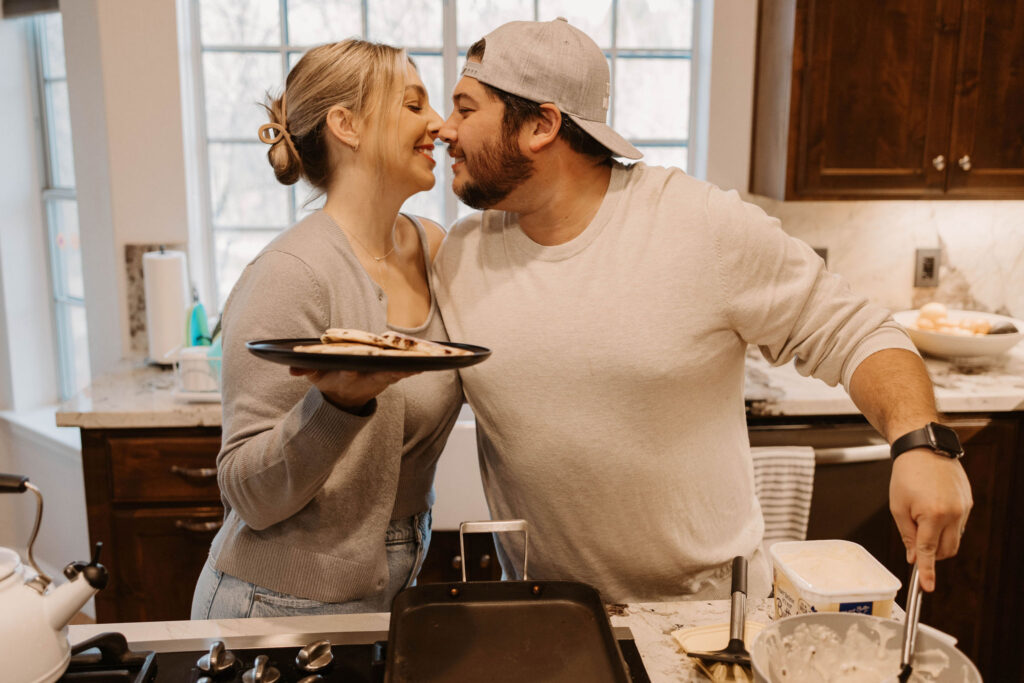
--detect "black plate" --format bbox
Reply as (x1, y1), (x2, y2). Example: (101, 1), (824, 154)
(246, 338), (491, 372)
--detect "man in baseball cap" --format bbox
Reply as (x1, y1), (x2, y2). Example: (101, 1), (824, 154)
(433, 19), (971, 604)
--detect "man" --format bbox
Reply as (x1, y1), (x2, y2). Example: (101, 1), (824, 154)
(432, 18), (971, 602)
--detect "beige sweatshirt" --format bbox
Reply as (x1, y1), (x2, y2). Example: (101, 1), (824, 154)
(432, 162), (916, 603)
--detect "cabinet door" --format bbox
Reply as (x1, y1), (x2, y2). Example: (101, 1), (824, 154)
(99, 507), (223, 623)
(946, 0), (1024, 195)
(795, 0), (960, 197)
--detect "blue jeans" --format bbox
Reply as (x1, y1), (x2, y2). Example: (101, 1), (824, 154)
(190, 510), (431, 619)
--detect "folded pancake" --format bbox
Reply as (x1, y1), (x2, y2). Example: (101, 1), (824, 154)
(301, 328), (473, 357)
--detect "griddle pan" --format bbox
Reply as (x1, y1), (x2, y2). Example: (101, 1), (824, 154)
(385, 520), (631, 683)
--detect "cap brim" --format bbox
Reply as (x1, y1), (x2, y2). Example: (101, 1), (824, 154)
(570, 115), (643, 160)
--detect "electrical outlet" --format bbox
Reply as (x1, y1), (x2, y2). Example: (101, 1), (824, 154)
(915, 248), (941, 287)
(812, 247), (828, 266)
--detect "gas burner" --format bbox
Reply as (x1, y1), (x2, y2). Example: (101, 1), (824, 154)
(62, 634), (648, 682)
(59, 631), (157, 682)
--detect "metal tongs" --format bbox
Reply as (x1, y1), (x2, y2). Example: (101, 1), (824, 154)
(898, 564), (924, 682)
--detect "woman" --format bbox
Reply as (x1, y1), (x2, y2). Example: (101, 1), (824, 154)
(190, 39), (460, 618)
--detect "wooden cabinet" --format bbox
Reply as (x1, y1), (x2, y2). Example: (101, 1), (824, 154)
(749, 412), (1023, 683)
(81, 428), (223, 623)
(751, 0), (1024, 199)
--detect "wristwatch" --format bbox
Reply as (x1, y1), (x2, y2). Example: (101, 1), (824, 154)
(890, 422), (964, 460)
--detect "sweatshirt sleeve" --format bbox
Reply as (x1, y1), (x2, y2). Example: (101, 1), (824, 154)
(706, 188), (917, 389)
(216, 249), (375, 530)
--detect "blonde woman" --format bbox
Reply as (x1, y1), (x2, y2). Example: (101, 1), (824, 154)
(190, 39), (459, 618)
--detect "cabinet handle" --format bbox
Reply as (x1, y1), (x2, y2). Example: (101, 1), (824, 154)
(931, 155), (946, 171)
(170, 464), (218, 480)
(175, 519), (223, 533)
(958, 155), (972, 171)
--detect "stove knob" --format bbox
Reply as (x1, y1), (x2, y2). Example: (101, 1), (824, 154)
(197, 641), (237, 675)
(242, 654), (281, 683)
(296, 639), (334, 672)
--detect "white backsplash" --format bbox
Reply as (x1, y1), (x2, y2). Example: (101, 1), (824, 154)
(748, 197), (1024, 319)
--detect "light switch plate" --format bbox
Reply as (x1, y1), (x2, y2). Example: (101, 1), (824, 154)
(915, 248), (941, 287)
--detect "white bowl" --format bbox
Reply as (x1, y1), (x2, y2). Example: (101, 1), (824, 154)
(893, 309), (1024, 359)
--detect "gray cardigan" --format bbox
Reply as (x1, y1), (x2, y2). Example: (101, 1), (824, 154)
(209, 211), (461, 602)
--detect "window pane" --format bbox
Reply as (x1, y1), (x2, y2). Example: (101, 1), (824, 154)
(200, 0), (280, 46)
(538, 0), (612, 47)
(61, 303), (90, 399)
(204, 51), (283, 139)
(617, 0), (694, 49)
(632, 145), (688, 173)
(47, 198), (84, 300)
(45, 81), (75, 187)
(209, 143), (290, 227)
(458, 0), (532, 47)
(613, 57), (690, 139)
(214, 229), (279, 308)
(287, 0), (362, 46)
(411, 55), (443, 120)
(369, 0), (442, 47)
(40, 13), (66, 79)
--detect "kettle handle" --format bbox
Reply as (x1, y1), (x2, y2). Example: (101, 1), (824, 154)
(0, 473), (52, 589)
(0, 473), (29, 493)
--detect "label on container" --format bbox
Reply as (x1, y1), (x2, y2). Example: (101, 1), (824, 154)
(773, 569), (893, 619)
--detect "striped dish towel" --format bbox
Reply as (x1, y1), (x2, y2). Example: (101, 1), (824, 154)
(750, 446), (816, 548)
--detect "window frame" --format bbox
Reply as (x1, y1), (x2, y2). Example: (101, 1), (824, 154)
(32, 13), (88, 401)
(188, 0), (704, 307)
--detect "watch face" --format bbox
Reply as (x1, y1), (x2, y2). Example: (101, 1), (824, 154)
(929, 423), (963, 457)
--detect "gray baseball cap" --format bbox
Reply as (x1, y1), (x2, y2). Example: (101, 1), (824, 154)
(462, 17), (643, 160)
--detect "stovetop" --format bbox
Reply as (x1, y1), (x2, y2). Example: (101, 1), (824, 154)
(61, 631), (651, 682)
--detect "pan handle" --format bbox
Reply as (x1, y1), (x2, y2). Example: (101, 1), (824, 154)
(459, 520), (528, 583)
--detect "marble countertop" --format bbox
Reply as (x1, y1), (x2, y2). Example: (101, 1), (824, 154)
(68, 598), (776, 682)
(57, 346), (1024, 429)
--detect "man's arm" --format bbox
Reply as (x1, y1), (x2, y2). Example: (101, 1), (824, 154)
(846, 347), (973, 592)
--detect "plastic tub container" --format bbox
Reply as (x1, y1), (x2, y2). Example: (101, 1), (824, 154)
(769, 540), (900, 619)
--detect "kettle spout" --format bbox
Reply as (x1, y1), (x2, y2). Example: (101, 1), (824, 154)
(45, 573), (100, 631)
(45, 544), (108, 631)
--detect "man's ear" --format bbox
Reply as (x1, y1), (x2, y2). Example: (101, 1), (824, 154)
(324, 105), (361, 151)
(526, 103), (562, 153)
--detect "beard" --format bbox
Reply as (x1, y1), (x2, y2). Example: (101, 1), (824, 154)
(452, 128), (534, 210)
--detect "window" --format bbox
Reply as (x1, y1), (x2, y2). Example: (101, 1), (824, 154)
(190, 0), (700, 307)
(34, 13), (89, 400)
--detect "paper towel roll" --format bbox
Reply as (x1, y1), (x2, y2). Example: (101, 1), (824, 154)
(143, 249), (189, 364)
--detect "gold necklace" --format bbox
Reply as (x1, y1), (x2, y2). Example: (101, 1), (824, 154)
(343, 223), (399, 292)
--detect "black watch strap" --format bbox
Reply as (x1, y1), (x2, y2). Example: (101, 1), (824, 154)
(891, 422), (964, 460)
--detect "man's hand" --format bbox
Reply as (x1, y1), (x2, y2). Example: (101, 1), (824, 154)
(289, 367), (418, 411)
(889, 448), (972, 591)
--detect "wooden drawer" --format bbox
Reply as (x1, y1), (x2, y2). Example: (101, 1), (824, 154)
(107, 435), (222, 503)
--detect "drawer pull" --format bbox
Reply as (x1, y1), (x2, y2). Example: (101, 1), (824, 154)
(170, 465), (218, 480)
(175, 519), (223, 533)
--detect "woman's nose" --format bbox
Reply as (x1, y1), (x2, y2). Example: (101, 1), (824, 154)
(427, 106), (443, 138)
(438, 113), (457, 145)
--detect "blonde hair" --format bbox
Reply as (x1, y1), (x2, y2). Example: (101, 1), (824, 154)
(260, 39), (408, 189)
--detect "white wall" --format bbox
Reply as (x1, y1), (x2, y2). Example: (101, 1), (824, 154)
(62, 0), (191, 375)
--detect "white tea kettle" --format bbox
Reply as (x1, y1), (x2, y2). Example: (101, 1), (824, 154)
(0, 473), (108, 683)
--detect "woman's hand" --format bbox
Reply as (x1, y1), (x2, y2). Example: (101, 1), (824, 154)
(289, 367), (419, 411)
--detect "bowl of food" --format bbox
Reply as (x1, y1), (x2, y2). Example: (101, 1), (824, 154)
(893, 303), (1023, 359)
(750, 612), (981, 683)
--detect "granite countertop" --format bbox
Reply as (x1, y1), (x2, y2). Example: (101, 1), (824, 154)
(68, 598), (776, 682)
(57, 346), (1024, 429)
